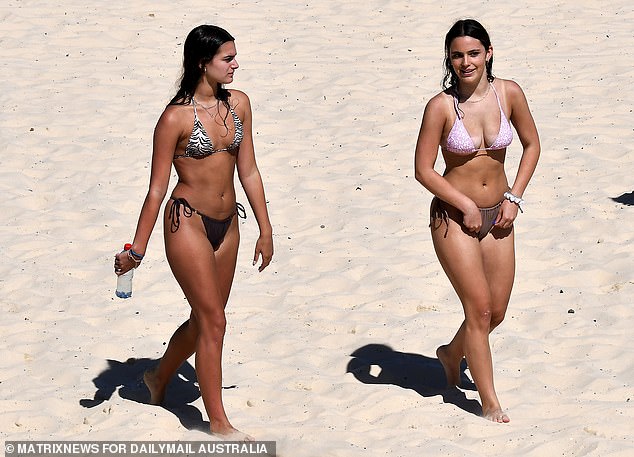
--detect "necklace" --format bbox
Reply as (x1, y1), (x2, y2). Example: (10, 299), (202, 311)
(463, 83), (490, 104)
(193, 97), (219, 117)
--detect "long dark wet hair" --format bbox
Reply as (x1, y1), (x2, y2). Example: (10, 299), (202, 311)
(442, 19), (494, 93)
(169, 25), (234, 106)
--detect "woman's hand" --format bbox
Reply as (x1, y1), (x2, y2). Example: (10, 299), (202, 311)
(114, 250), (138, 276)
(253, 235), (273, 272)
(495, 200), (519, 230)
(462, 201), (483, 235)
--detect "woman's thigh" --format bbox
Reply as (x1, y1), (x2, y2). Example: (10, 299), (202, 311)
(480, 227), (515, 315)
(431, 212), (491, 315)
(163, 211), (237, 317)
(212, 216), (240, 306)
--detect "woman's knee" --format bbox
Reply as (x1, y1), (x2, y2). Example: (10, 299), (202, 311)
(490, 309), (506, 330)
(195, 305), (227, 336)
(465, 299), (494, 331)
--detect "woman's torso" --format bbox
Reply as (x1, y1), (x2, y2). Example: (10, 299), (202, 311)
(169, 95), (243, 218)
(439, 79), (512, 207)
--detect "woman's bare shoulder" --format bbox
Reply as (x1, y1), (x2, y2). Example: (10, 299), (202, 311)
(424, 90), (453, 117)
(158, 103), (191, 123)
(227, 89), (251, 120)
(228, 89), (250, 105)
(495, 78), (525, 99)
(154, 103), (192, 138)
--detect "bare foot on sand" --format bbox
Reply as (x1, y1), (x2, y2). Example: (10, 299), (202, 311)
(436, 345), (461, 387)
(143, 367), (166, 405)
(484, 408), (510, 423)
(212, 425), (255, 441)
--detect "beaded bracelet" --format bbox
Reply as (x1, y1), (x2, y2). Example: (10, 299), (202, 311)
(503, 191), (524, 213)
(127, 250), (142, 267)
(129, 249), (144, 260)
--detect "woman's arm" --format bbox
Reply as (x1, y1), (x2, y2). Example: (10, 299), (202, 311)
(494, 79), (540, 228)
(505, 80), (540, 199)
(414, 95), (479, 217)
(116, 107), (180, 274)
(233, 90), (273, 271)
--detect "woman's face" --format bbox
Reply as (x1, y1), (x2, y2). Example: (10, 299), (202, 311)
(203, 41), (239, 85)
(449, 36), (492, 83)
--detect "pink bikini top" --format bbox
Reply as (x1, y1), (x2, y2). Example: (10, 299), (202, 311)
(442, 83), (513, 155)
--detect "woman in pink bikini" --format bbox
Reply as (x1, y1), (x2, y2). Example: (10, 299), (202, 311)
(414, 19), (540, 422)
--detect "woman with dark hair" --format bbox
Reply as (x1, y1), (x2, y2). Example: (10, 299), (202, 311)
(414, 19), (539, 422)
(114, 24), (273, 439)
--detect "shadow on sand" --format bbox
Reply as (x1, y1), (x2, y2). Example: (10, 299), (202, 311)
(347, 343), (482, 417)
(611, 191), (634, 206)
(79, 357), (209, 433)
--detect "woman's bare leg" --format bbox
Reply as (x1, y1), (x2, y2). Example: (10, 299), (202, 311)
(144, 316), (197, 405)
(478, 226), (514, 422)
(145, 213), (248, 437)
(431, 215), (509, 422)
(436, 321), (466, 387)
(436, 227), (514, 387)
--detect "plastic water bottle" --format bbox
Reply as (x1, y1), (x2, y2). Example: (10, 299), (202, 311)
(115, 243), (133, 298)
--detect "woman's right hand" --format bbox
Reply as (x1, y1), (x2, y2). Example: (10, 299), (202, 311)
(462, 202), (483, 235)
(114, 250), (137, 276)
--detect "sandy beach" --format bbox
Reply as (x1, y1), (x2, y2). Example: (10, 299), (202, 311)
(1, 0), (633, 455)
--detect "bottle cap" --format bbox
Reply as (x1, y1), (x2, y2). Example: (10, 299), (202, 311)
(124, 243), (132, 250)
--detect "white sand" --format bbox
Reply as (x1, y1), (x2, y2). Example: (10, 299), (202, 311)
(2, 0), (633, 455)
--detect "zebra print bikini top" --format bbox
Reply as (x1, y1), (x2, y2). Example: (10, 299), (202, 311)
(174, 98), (243, 160)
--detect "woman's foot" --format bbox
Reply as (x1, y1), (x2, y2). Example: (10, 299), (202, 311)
(483, 408), (510, 423)
(143, 367), (166, 405)
(436, 345), (461, 387)
(212, 424), (254, 441)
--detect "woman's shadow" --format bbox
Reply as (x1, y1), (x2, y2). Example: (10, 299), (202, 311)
(79, 357), (210, 432)
(347, 343), (482, 416)
(611, 191), (634, 206)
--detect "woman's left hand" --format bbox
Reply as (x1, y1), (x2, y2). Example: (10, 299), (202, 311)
(253, 235), (273, 272)
(495, 200), (519, 230)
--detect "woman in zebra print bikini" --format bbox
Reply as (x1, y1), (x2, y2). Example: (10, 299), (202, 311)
(114, 25), (273, 440)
